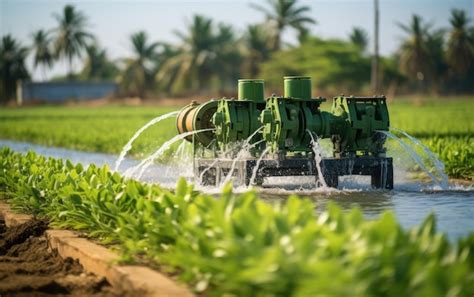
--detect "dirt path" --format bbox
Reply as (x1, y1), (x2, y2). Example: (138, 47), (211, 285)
(0, 215), (117, 296)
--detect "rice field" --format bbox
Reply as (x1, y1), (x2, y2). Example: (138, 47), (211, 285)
(0, 98), (472, 178)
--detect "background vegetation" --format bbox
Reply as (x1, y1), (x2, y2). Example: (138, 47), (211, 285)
(0, 106), (177, 157)
(1, 0), (474, 101)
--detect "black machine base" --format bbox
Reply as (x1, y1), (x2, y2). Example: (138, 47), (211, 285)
(195, 156), (393, 189)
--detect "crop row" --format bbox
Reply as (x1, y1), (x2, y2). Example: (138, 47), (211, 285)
(1, 148), (473, 296)
(384, 135), (473, 179)
(0, 106), (178, 157)
(423, 136), (473, 179)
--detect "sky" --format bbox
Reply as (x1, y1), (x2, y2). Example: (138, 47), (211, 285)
(1, 0), (473, 80)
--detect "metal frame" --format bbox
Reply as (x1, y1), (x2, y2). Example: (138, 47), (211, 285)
(195, 156), (393, 189)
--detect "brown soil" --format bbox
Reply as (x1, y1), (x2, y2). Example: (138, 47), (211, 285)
(0, 216), (117, 296)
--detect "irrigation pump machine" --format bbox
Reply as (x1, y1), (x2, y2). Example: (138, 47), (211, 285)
(176, 76), (393, 189)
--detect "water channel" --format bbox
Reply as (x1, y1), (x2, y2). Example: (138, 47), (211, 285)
(2, 139), (472, 241)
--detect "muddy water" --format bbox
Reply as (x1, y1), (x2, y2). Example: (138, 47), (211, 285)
(1, 140), (473, 241)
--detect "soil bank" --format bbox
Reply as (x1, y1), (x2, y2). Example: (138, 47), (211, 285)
(0, 215), (118, 296)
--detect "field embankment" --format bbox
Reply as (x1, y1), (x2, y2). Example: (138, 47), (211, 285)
(0, 215), (116, 296)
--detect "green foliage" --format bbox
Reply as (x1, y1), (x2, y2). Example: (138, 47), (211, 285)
(53, 5), (94, 77)
(1, 148), (473, 296)
(31, 29), (54, 78)
(0, 106), (178, 157)
(0, 35), (30, 102)
(2, 4), (473, 99)
(396, 11), (474, 93)
(397, 15), (434, 86)
(243, 24), (273, 77)
(389, 99), (473, 137)
(389, 99), (473, 179)
(250, 0), (316, 50)
(4, 4), (473, 98)
(349, 27), (369, 52)
(446, 9), (474, 78)
(156, 15), (242, 95)
(118, 31), (160, 98)
(423, 136), (473, 178)
(81, 43), (118, 81)
(260, 37), (372, 95)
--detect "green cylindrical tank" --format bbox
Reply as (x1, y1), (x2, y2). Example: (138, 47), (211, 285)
(284, 76), (312, 99)
(238, 79), (265, 102)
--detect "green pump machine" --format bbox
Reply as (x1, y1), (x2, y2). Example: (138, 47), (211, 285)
(176, 76), (393, 189)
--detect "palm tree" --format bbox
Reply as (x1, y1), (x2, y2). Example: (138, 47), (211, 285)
(213, 24), (243, 92)
(349, 27), (369, 52)
(31, 30), (54, 81)
(371, 0), (380, 93)
(119, 31), (159, 98)
(157, 15), (217, 93)
(244, 24), (272, 77)
(426, 29), (447, 91)
(446, 9), (474, 77)
(53, 5), (93, 79)
(397, 15), (433, 89)
(0, 35), (29, 103)
(250, 0), (316, 50)
(296, 26), (310, 44)
(81, 44), (118, 80)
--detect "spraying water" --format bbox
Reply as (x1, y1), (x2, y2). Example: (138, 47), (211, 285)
(221, 127), (264, 185)
(198, 159), (219, 184)
(197, 144), (238, 184)
(307, 130), (328, 188)
(165, 140), (192, 178)
(197, 142), (254, 184)
(220, 139), (266, 186)
(124, 129), (214, 179)
(173, 140), (187, 160)
(390, 127), (449, 188)
(381, 131), (447, 189)
(114, 111), (179, 172)
(249, 146), (271, 186)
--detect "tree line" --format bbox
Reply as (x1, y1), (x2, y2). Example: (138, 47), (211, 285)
(1, 0), (473, 102)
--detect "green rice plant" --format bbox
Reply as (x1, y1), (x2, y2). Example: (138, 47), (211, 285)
(0, 106), (179, 157)
(1, 148), (473, 296)
(388, 99), (473, 137)
(385, 135), (473, 180)
(423, 136), (473, 179)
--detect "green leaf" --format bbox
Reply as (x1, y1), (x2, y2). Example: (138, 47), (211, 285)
(176, 177), (188, 198)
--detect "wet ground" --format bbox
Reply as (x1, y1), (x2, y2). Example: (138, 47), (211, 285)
(1, 139), (473, 241)
(0, 216), (117, 296)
